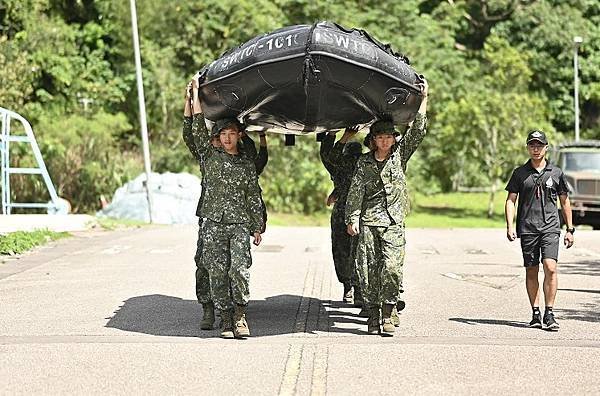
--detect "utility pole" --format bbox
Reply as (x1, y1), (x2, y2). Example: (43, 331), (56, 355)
(573, 36), (583, 142)
(130, 0), (153, 222)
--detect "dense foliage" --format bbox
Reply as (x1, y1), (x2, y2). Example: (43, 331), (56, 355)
(1, 0), (599, 214)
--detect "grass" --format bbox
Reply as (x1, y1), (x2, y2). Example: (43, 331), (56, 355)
(0, 229), (71, 256)
(95, 217), (149, 230)
(269, 192), (507, 228)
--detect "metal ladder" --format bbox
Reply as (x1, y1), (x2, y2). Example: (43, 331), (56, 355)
(0, 106), (60, 214)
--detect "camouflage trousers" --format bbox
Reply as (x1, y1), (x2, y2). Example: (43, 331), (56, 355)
(202, 219), (252, 311)
(194, 218), (212, 304)
(331, 203), (359, 286)
(355, 223), (405, 308)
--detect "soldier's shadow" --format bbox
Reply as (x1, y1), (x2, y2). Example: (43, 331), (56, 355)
(105, 294), (366, 338)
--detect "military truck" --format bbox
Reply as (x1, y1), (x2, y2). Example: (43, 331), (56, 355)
(554, 140), (600, 229)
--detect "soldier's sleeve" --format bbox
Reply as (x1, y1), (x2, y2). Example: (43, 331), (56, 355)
(345, 158), (366, 225)
(319, 133), (337, 176)
(242, 134), (258, 161)
(245, 165), (264, 234)
(192, 113), (212, 160)
(255, 145), (268, 176)
(182, 116), (201, 161)
(397, 113), (427, 169)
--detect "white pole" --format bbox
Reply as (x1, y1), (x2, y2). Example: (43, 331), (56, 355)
(130, 0), (153, 223)
(574, 36), (583, 142)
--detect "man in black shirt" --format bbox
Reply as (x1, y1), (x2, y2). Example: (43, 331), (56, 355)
(505, 130), (575, 331)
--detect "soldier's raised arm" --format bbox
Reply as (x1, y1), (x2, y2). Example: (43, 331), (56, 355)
(190, 74), (212, 159)
(255, 132), (268, 176)
(319, 131), (338, 177)
(397, 80), (428, 169)
(182, 82), (202, 161)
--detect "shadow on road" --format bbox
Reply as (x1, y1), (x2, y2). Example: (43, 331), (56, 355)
(105, 294), (365, 338)
(559, 260), (600, 276)
(448, 318), (528, 328)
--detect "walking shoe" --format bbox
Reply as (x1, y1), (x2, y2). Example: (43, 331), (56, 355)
(233, 305), (250, 338)
(367, 307), (380, 335)
(220, 309), (235, 339)
(200, 302), (215, 330)
(381, 304), (395, 335)
(391, 306), (400, 327)
(353, 287), (364, 308)
(528, 312), (542, 329)
(343, 283), (353, 304)
(543, 312), (560, 331)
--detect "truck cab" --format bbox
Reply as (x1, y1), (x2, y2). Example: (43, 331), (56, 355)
(555, 141), (600, 229)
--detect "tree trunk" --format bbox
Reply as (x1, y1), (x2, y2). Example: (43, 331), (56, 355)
(488, 178), (498, 218)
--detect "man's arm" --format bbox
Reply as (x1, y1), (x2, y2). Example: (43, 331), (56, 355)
(398, 81), (428, 167)
(505, 192), (518, 241)
(181, 83), (202, 161)
(319, 131), (338, 176)
(190, 75), (211, 158)
(559, 194), (574, 248)
(255, 133), (268, 176)
(245, 166), (264, 245)
(328, 126), (359, 171)
(241, 132), (258, 161)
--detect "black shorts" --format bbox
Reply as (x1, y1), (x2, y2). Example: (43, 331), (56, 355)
(520, 233), (560, 267)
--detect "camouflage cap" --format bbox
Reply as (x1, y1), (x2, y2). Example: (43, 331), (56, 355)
(212, 118), (243, 136)
(370, 120), (398, 136)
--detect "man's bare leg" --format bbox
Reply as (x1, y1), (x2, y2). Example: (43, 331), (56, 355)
(542, 258), (558, 307)
(525, 266), (540, 307)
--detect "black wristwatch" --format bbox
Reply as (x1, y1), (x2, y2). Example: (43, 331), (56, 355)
(566, 227), (575, 234)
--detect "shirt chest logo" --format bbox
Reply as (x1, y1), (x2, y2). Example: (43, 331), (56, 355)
(545, 178), (553, 188)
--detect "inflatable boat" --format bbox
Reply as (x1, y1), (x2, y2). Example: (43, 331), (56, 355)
(198, 21), (425, 134)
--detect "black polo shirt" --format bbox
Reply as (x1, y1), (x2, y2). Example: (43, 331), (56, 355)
(505, 160), (568, 236)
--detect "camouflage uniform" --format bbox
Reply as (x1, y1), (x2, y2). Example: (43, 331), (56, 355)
(182, 116), (211, 304)
(320, 134), (359, 288)
(189, 114), (264, 312)
(345, 114), (427, 308)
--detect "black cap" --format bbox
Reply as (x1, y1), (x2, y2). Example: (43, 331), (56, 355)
(370, 120), (399, 136)
(526, 130), (548, 145)
(211, 118), (242, 136)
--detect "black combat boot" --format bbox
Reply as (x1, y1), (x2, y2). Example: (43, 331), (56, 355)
(220, 309), (234, 339)
(343, 283), (353, 304)
(381, 304), (395, 335)
(353, 286), (364, 308)
(233, 304), (250, 338)
(367, 306), (380, 335)
(200, 302), (215, 330)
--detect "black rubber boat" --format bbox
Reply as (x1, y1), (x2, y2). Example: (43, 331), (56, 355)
(198, 21), (425, 134)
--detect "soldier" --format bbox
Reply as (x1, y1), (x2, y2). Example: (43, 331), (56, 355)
(346, 81), (428, 335)
(320, 127), (363, 306)
(182, 83), (219, 331)
(190, 75), (264, 339)
(505, 130), (574, 331)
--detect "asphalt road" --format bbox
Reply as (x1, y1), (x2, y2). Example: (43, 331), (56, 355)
(1, 226), (599, 395)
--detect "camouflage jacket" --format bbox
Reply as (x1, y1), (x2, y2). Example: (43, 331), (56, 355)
(241, 134), (268, 176)
(320, 133), (358, 204)
(183, 114), (263, 233)
(345, 114), (427, 227)
(182, 116), (206, 216)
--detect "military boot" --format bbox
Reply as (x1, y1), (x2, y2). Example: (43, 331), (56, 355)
(381, 304), (395, 335)
(233, 304), (250, 338)
(391, 305), (400, 327)
(353, 287), (364, 308)
(367, 307), (380, 335)
(343, 283), (353, 304)
(220, 309), (234, 339)
(200, 302), (215, 330)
